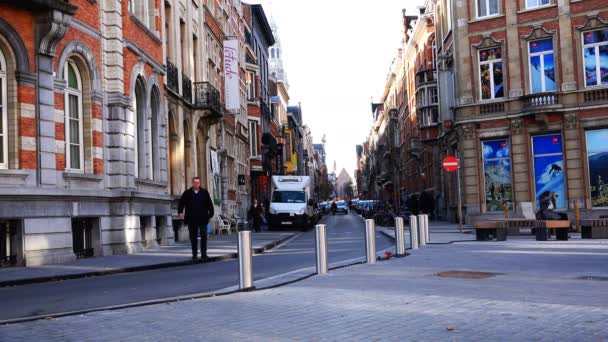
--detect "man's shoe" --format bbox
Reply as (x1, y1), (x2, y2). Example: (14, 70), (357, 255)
(200, 255), (209, 262)
(192, 255), (198, 262)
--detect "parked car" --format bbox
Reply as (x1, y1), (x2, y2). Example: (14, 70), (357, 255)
(335, 200), (348, 215)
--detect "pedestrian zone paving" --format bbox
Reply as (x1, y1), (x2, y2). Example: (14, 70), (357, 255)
(0, 231), (294, 285)
(1, 224), (606, 341)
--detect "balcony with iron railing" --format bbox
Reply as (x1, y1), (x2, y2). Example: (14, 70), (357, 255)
(167, 62), (179, 93)
(193, 82), (223, 119)
(182, 73), (192, 104)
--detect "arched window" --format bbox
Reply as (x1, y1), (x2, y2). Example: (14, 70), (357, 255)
(65, 60), (84, 171)
(150, 86), (160, 180)
(0, 48), (6, 169)
(134, 77), (152, 179)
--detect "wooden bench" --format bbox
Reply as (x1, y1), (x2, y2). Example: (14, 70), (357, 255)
(504, 219), (536, 236)
(534, 220), (571, 241)
(473, 221), (508, 241)
(580, 219), (608, 239)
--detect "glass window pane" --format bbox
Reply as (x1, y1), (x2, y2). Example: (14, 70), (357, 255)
(585, 47), (598, 86)
(480, 64), (491, 100)
(69, 94), (79, 120)
(489, 0), (499, 15)
(68, 64), (78, 89)
(482, 140), (512, 212)
(70, 119), (79, 144)
(530, 39), (553, 54)
(530, 55), (543, 93)
(532, 134), (562, 155)
(526, 0), (537, 8)
(584, 29), (608, 45)
(600, 45), (608, 85)
(586, 129), (608, 207)
(493, 62), (504, 98)
(543, 53), (556, 91)
(478, 0), (487, 17)
(70, 145), (80, 170)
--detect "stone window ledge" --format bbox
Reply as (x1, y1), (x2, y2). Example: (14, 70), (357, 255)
(136, 178), (168, 188)
(468, 14), (506, 25)
(0, 169), (30, 180)
(63, 172), (103, 182)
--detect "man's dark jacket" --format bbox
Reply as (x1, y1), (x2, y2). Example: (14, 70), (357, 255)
(178, 188), (215, 226)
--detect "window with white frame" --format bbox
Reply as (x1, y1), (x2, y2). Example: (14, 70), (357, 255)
(246, 71), (255, 101)
(477, 0), (499, 18)
(526, 0), (550, 9)
(583, 29), (608, 87)
(0, 49), (6, 169)
(130, 0), (155, 30)
(65, 61), (84, 172)
(479, 47), (504, 100)
(248, 121), (259, 157)
(529, 39), (556, 93)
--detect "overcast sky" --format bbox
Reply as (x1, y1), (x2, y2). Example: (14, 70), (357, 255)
(253, 0), (425, 179)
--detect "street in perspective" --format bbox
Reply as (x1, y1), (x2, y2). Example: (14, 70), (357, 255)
(1, 0), (608, 341)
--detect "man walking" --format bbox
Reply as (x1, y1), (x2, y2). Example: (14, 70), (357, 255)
(178, 177), (214, 261)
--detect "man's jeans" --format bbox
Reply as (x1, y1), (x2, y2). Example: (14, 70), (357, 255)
(188, 224), (208, 257)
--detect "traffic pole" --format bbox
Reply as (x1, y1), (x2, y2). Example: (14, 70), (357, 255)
(394, 217), (406, 257)
(365, 219), (376, 264)
(315, 224), (328, 274)
(238, 231), (254, 291)
(410, 215), (419, 250)
(418, 214), (426, 246)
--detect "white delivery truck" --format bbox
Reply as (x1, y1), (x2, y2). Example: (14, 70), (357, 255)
(268, 176), (315, 230)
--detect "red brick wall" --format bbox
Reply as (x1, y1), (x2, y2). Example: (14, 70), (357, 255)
(0, 6), (35, 71)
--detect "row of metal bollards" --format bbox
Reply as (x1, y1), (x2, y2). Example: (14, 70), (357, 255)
(237, 214), (431, 291)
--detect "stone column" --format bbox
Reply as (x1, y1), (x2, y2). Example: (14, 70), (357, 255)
(35, 10), (71, 186)
(505, 0), (523, 99)
(563, 113), (585, 208)
(558, 0), (576, 92)
(510, 119), (530, 206)
(459, 123), (481, 218)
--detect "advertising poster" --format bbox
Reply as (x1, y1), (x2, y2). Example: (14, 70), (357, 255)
(482, 139), (512, 211)
(210, 150), (221, 205)
(532, 134), (565, 209)
(587, 129), (608, 207)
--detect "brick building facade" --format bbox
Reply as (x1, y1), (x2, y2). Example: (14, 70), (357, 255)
(452, 0), (608, 221)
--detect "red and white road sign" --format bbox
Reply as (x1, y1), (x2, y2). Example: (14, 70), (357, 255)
(442, 156), (459, 172)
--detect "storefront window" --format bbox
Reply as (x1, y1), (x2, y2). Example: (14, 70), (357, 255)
(586, 129), (608, 207)
(532, 134), (565, 209)
(482, 139), (512, 211)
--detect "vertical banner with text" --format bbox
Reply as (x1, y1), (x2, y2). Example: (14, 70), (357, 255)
(224, 39), (240, 112)
(211, 150), (221, 205)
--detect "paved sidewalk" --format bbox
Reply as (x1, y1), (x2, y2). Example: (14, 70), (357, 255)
(0, 230), (295, 286)
(1, 223), (607, 341)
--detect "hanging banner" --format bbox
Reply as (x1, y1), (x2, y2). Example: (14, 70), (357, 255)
(224, 39), (240, 112)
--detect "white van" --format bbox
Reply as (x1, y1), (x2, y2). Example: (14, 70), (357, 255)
(268, 176), (314, 230)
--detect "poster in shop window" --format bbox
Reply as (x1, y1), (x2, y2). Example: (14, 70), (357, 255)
(532, 134), (566, 209)
(482, 139), (512, 211)
(586, 129), (608, 207)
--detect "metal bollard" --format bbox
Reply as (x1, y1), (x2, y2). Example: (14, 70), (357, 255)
(394, 217), (406, 257)
(315, 224), (328, 274)
(424, 214), (430, 243)
(418, 214), (426, 246)
(410, 215), (419, 250)
(238, 230), (254, 291)
(365, 219), (376, 264)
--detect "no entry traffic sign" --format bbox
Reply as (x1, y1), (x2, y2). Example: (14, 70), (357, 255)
(442, 156), (459, 172)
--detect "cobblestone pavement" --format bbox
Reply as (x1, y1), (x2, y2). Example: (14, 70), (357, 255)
(0, 231), (294, 285)
(1, 228), (607, 341)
